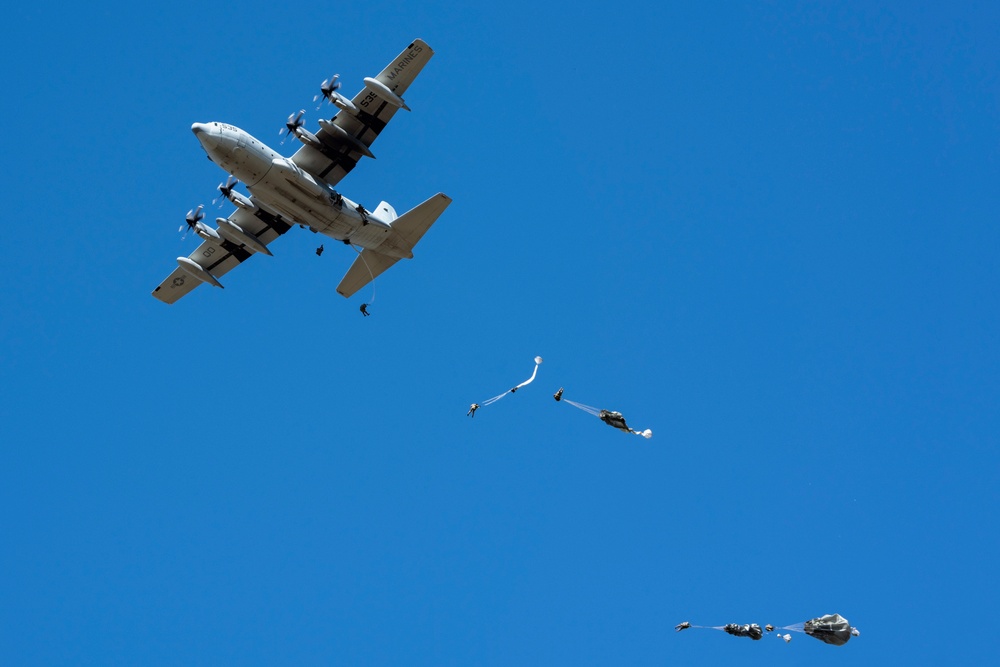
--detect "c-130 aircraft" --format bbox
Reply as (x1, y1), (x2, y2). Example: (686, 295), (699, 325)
(152, 39), (450, 304)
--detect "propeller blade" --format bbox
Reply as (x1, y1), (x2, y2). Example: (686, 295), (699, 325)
(183, 205), (205, 233)
(281, 110), (306, 144)
(213, 176), (238, 206)
(317, 75), (342, 108)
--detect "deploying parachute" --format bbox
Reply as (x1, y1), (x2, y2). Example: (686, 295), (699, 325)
(674, 622), (762, 640)
(677, 615), (858, 646)
(553, 388), (652, 438)
(468, 357), (543, 416)
(767, 613), (859, 646)
(724, 624), (764, 640)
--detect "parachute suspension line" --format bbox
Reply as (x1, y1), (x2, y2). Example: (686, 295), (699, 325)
(481, 391), (511, 407)
(351, 243), (376, 305)
(562, 398), (602, 417)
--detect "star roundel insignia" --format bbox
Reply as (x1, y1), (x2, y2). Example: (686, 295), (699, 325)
(172, 277), (186, 287)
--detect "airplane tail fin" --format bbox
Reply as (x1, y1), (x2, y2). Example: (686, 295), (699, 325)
(335, 193), (451, 298)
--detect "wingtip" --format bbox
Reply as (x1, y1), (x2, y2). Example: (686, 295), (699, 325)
(411, 38), (433, 52)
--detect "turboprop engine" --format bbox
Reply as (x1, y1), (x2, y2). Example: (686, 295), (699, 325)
(215, 217), (272, 255)
(363, 77), (409, 111)
(292, 126), (322, 148)
(317, 118), (375, 158)
(227, 190), (257, 212)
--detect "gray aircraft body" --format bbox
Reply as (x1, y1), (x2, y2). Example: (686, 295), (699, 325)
(153, 39), (449, 304)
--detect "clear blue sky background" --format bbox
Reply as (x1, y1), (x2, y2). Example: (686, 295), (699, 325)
(2, 1), (998, 664)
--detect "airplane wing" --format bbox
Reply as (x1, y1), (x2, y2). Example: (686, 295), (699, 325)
(290, 39), (434, 187)
(152, 207), (292, 304)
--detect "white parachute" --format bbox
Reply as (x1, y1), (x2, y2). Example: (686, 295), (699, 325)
(467, 357), (543, 417)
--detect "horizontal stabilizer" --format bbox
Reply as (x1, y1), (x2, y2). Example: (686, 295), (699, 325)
(337, 250), (400, 298)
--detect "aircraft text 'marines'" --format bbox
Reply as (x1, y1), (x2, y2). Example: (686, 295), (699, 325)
(385, 44), (423, 81)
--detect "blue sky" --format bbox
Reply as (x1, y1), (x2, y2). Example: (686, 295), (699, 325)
(2, 1), (998, 664)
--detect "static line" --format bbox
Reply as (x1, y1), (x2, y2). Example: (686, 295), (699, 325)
(351, 243), (376, 305)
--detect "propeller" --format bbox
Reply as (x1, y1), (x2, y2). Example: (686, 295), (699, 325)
(212, 176), (239, 207)
(180, 205), (205, 240)
(280, 109), (305, 144)
(314, 74), (341, 109)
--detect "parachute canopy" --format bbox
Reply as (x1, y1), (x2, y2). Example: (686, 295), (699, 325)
(767, 613), (859, 646)
(724, 623), (763, 641)
(803, 614), (855, 646)
(599, 409), (631, 432)
(674, 622), (761, 640)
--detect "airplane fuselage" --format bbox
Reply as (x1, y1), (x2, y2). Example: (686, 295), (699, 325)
(191, 122), (413, 259)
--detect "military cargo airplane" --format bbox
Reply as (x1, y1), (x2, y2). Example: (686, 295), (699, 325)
(152, 39), (450, 304)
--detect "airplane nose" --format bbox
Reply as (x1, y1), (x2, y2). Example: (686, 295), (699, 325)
(191, 122), (221, 151)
